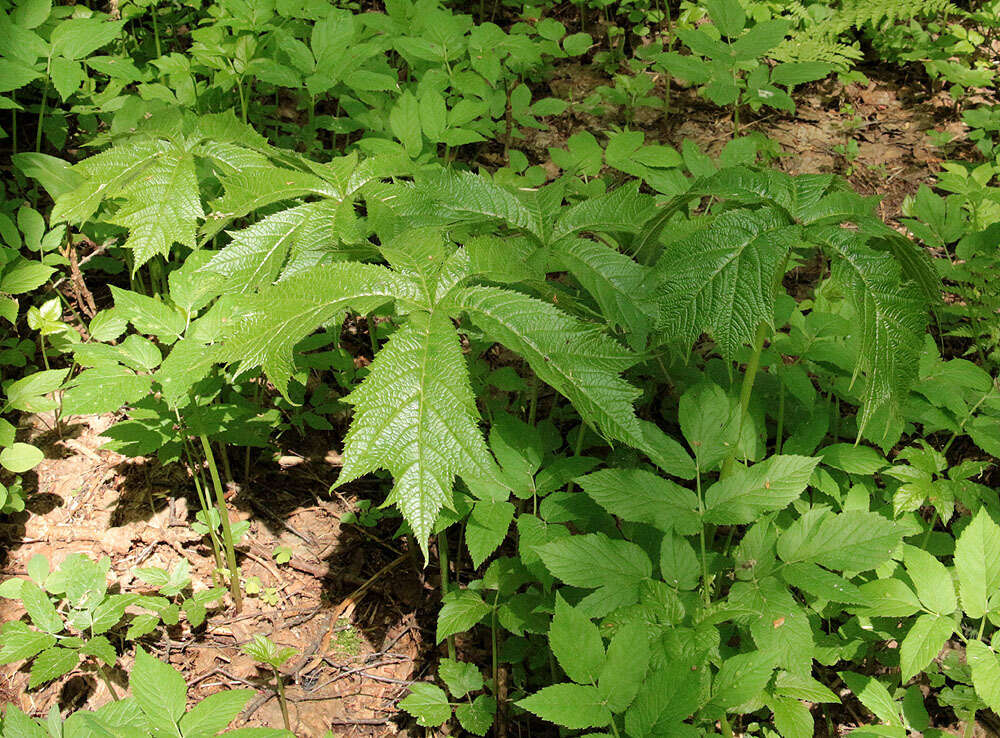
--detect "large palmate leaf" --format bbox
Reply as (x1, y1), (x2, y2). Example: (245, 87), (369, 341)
(334, 310), (496, 553)
(455, 285), (643, 446)
(656, 206), (800, 357)
(218, 263), (417, 395)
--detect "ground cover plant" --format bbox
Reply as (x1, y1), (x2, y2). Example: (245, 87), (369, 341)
(4, 0), (1000, 736)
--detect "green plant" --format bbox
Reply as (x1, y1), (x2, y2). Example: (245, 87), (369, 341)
(654, 0), (831, 133)
(0, 647), (294, 738)
(242, 635), (297, 732)
(0, 554), (136, 695)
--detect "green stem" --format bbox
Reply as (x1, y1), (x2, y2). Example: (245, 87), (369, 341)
(182, 432), (225, 573)
(151, 2), (162, 58)
(565, 422), (587, 495)
(775, 375), (785, 455)
(438, 531), (457, 660)
(200, 433), (242, 612)
(721, 321), (768, 478)
(35, 79), (47, 153)
(695, 462), (710, 606)
(98, 663), (120, 701)
(275, 667), (291, 731)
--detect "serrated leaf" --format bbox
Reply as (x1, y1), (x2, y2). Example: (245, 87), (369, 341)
(517, 684), (612, 729)
(399, 682), (451, 727)
(111, 148), (201, 267)
(704, 454), (819, 524)
(437, 590), (491, 643)
(577, 467), (700, 535)
(80, 636), (116, 667)
(954, 509), (1000, 620)
(132, 647), (186, 729)
(29, 646), (78, 688)
(455, 695), (496, 735)
(549, 593), (605, 685)
(706, 650), (775, 715)
(335, 311), (495, 554)
(20, 580), (62, 634)
(656, 207), (799, 358)
(599, 620), (648, 712)
(840, 672), (900, 726)
(900, 614), (954, 683)
(110, 287), (185, 342)
(457, 285), (643, 447)
(777, 510), (901, 572)
(5, 369), (69, 413)
(537, 533), (651, 617)
(0, 621), (56, 663)
(61, 365), (151, 415)
(903, 544), (957, 614)
(557, 237), (657, 344)
(438, 658), (483, 699)
(967, 640), (1000, 712)
(179, 689), (254, 738)
(465, 500), (515, 568)
(220, 262), (412, 397)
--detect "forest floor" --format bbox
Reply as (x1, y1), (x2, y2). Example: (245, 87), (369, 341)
(0, 68), (991, 737)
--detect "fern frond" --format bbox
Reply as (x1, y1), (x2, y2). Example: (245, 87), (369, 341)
(335, 310), (496, 555)
(455, 285), (644, 446)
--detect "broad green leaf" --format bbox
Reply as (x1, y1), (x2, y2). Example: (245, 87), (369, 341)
(336, 311), (496, 554)
(816, 227), (928, 433)
(900, 614), (954, 683)
(599, 620), (648, 712)
(436, 590), (491, 643)
(704, 454), (819, 524)
(455, 695), (496, 736)
(465, 500), (515, 568)
(399, 682), (451, 727)
(5, 369), (69, 413)
(819, 444), (887, 475)
(80, 635), (116, 667)
(457, 285), (643, 447)
(537, 533), (652, 617)
(29, 646), (79, 688)
(438, 658), (483, 699)
(705, 650), (775, 716)
(839, 672), (900, 726)
(220, 262), (412, 397)
(20, 580), (62, 634)
(678, 380), (739, 471)
(903, 544), (957, 614)
(61, 365), (151, 415)
(132, 647), (187, 730)
(110, 287), (185, 342)
(656, 207), (799, 358)
(178, 690), (254, 738)
(954, 509), (1000, 619)
(777, 510), (901, 572)
(549, 593), (605, 685)
(0, 443), (44, 473)
(780, 562), (869, 605)
(0, 621), (56, 663)
(577, 467), (700, 535)
(769, 695), (813, 738)
(967, 640), (1000, 713)
(659, 532), (700, 590)
(517, 684), (612, 729)
(0, 259), (55, 294)
(557, 237), (656, 343)
(637, 420), (696, 479)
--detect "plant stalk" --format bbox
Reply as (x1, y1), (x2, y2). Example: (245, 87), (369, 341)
(438, 531), (457, 660)
(200, 433), (242, 612)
